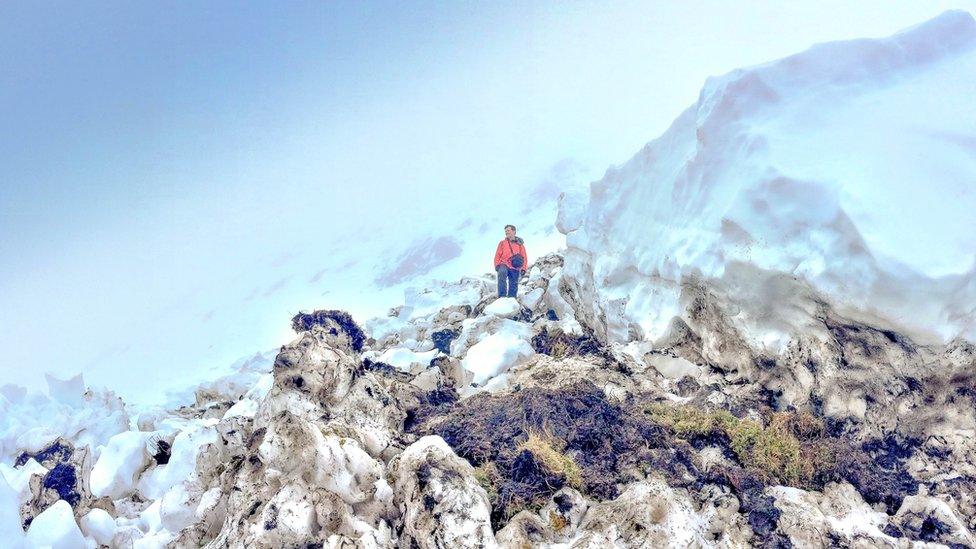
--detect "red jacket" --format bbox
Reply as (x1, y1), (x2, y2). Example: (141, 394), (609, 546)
(494, 238), (528, 271)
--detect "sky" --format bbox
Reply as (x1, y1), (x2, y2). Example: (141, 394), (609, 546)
(2, 1), (974, 403)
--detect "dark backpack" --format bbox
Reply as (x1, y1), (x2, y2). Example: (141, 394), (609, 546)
(507, 239), (524, 269)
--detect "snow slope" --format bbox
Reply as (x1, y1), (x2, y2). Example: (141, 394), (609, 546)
(561, 10), (976, 346)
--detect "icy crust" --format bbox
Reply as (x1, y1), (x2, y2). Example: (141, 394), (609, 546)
(562, 10), (976, 346)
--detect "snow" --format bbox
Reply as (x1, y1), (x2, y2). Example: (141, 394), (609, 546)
(79, 508), (117, 547)
(0, 475), (24, 548)
(0, 385), (26, 404)
(44, 373), (86, 408)
(161, 349), (275, 409)
(25, 500), (86, 549)
(138, 420), (217, 500)
(561, 10), (976, 345)
(133, 531), (176, 549)
(90, 430), (152, 499)
(222, 372), (274, 419)
(0, 375), (128, 463)
(556, 186), (587, 235)
(158, 482), (197, 533)
(643, 351), (699, 380)
(461, 329), (535, 385)
(315, 436), (385, 505)
(517, 287), (545, 312)
(223, 397), (259, 419)
(0, 370), (236, 548)
(401, 279), (485, 322)
(0, 459), (47, 504)
(483, 297), (521, 317)
(451, 316), (533, 357)
(375, 347), (439, 372)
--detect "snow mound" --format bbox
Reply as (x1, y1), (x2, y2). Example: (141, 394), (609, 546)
(80, 508), (116, 546)
(562, 10), (976, 345)
(483, 297), (520, 317)
(25, 500), (85, 549)
(0, 375), (129, 464)
(90, 430), (152, 499)
(461, 327), (534, 385)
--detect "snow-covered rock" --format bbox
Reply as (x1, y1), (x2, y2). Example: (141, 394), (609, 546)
(483, 297), (520, 318)
(375, 346), (439, 372)
(894, 494), (976, 548)
(391, 436), (496, 548)
(770, 483), (895, 546)
(168, 317), (400, 547)
(18, 438), (96, 531)
(497, 480), (751, 548)
(461, 329), (535, 385)
(139, 421), (216, 500)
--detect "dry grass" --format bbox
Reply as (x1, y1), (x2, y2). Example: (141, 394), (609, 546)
(548, 510), (569, 531)
(518, 431), (583, 490)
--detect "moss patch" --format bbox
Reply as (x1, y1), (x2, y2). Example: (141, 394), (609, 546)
(409, 381), (697, 526)
(643, 403), (919, 514)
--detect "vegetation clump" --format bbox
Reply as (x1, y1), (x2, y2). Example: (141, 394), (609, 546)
(473, 462), (501, 502)
(290, 309), (365, 351)
(411, 381), (919, 533)
(409, 381), (695, 526)
(644, 404), (819, 485)
(530, 326), (605, 360)
(643, 403), (918, 514)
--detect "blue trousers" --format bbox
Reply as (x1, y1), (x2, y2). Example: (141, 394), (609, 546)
(496, 265), (520, 297)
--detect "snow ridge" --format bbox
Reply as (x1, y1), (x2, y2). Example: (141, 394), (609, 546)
(563, 9), (976, 347)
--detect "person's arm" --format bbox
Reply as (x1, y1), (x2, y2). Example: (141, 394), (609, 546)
(521, 242), (528, 273)
(494, 242), (504, 269)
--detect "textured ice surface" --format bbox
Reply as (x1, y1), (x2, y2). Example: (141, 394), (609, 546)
(562, 10), (976, 345)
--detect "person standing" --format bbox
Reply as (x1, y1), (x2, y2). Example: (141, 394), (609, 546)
(494, 224), (528, 298)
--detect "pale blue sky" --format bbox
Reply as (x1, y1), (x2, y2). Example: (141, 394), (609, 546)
(2, 1), (973, 402)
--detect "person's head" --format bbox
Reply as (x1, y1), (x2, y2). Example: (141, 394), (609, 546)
(504, 224), (516, 239)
